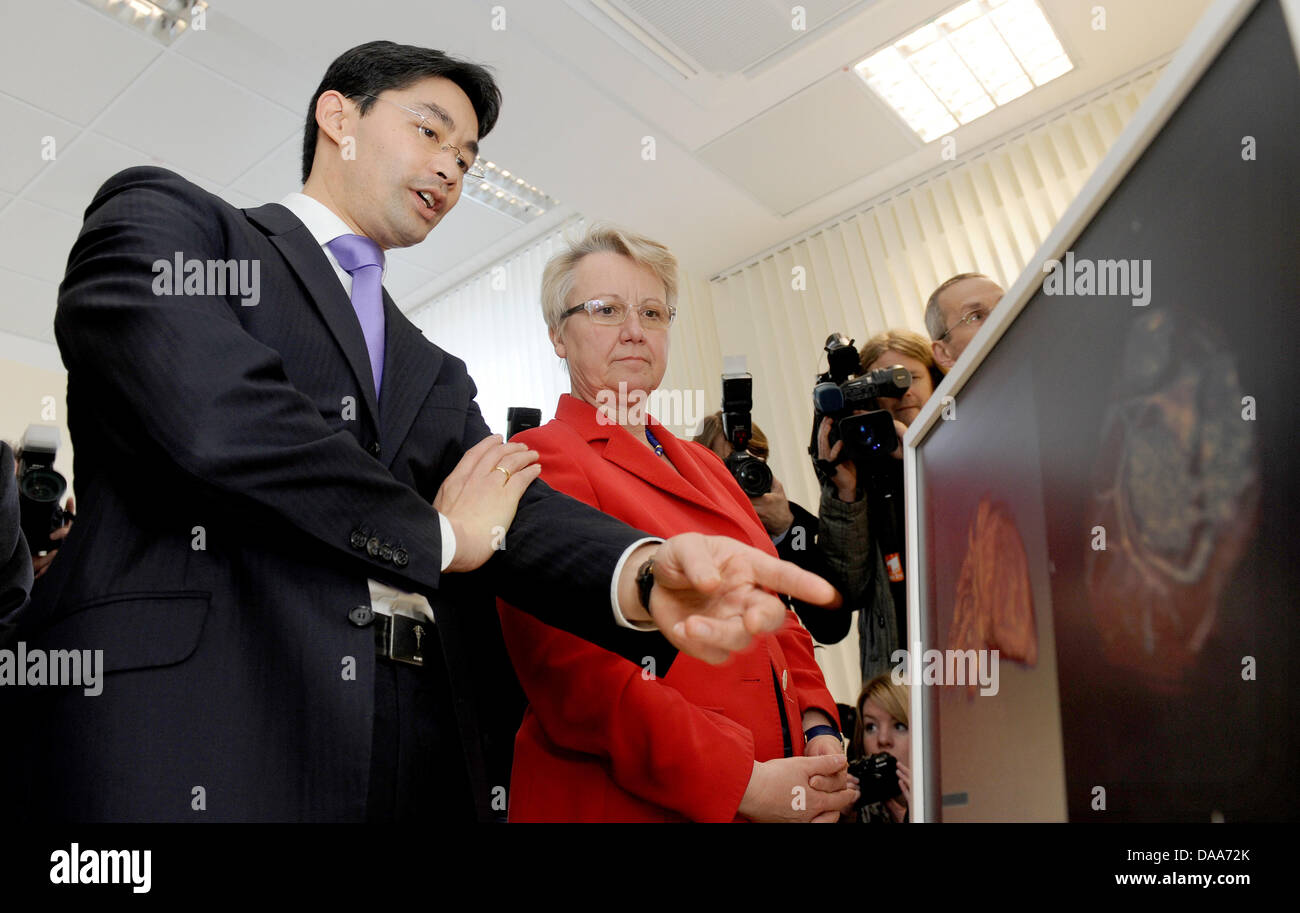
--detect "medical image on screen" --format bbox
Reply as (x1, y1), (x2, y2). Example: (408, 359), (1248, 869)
(915, 0), (1298, 821)
(951, 496), (1039, 677)
(1085, 310), (1258, 692)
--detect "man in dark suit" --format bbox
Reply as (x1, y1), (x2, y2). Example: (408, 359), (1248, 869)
(6, 41), (837, 822)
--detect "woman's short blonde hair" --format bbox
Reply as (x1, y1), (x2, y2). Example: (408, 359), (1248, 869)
(857, 328), (944, 389)
(851, 673), (909, 760)
(540, 223), (679, 333)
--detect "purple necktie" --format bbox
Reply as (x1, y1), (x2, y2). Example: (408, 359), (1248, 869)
(326, 233), (386, 401)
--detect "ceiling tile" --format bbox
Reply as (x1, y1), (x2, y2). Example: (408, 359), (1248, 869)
(615, 0), (871, 75)
(23, 132), (162, 217)
(229, 136), (302, 206)
(172, 10), (317, 113)
(0, 0), (160, 125)
(0, 201), (84, 285)
(697, 72), (918, 216)
(95, 53), (300, 186)
(0, 97), (81, 195)
(398, 201), (525, 275)
(0, 268), (59, 343)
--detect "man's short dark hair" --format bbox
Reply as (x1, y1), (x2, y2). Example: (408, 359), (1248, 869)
(301, 41), (502, 184)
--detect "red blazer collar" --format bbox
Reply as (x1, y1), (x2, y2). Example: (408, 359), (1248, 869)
(554, 394), (739, 521)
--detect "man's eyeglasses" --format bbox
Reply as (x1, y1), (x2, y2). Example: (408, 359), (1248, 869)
(352, 93), (486, 182)
(937, 307), (989, 343)
(560, 299), (677, 330)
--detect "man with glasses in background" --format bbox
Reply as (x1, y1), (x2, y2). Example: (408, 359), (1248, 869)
(925, 272), (1006, 373)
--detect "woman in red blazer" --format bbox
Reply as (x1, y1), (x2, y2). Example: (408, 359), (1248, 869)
(496, 225), (858, 822)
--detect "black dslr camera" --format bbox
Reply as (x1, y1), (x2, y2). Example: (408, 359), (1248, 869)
(16, 425), (73, 554)
(720, 370), (772, 497)
(809, 334), (910, 472)
(847, 751), (901, 806)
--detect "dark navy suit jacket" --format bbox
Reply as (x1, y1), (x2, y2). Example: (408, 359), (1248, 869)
(4, 167), (674, 822)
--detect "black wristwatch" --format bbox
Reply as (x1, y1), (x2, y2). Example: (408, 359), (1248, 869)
(635, 557), (656, 618)
(804, 724), (842, 746)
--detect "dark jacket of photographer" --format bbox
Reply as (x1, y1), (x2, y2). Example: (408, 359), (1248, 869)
(818, 459), (906, 683)
(775, 501), (854, 645)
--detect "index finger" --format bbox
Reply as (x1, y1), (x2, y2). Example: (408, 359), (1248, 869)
(746, 551), (840, 607)
(810, 770), (849, 792)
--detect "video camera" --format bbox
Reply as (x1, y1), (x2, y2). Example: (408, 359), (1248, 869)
(16, 425), (73, 554)
(720, 367), (772, 497)
(808, 334), (910, 475)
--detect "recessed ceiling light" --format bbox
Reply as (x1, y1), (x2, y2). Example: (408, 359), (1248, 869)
(466, 161), (560, 224)
(855, 0), (1073, 142)
(78, 0), (207, 46)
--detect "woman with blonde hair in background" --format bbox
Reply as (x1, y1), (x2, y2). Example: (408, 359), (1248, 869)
(849, 673), (911, 823)
(817, 328), (942, 686)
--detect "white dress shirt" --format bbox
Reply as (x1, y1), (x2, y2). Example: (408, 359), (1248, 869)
(277, 192), (658, 630)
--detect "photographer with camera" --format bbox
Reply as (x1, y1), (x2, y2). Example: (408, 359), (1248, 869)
(695, 411), (853, 645)
(12, 426), (75, 582)
(847, 672), (912, 823)
(1, 441), (34, 642)
(10, 426), (75, 583)
(812, 330), (942, 683)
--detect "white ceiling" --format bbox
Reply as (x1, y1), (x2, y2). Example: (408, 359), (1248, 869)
(0, 0), (1212, 348)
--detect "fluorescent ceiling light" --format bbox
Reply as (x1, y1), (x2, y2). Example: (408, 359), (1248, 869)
(855, 0), (1073, 142)
(464, 162), (560, 224)
(78, 0), (207, 45)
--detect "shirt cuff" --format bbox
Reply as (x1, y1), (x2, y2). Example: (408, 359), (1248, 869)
(611, 537), (664, 631)
(438, 513), (456, 572)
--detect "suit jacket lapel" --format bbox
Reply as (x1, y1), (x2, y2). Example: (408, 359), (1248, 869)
(558, 395), (735, 517)
(378, 295), (442, 469)
(648, 423), (763, 543)
(244, 203), (381, 433)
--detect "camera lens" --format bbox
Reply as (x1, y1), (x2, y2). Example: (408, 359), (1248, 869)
(843, 417), (884, 453)
(738, 461), (772, 497)
(20, 468), (66, 503)
(727, 453), (772, 497)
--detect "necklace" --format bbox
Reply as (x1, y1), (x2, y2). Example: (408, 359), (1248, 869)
(643, 427), (665, 457)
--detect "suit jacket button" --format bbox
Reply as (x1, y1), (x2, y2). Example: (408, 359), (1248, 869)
(368, 441), (382, 458)
(348, 606), (374, 627)
(393, 548), (409, 569)
(366, 536), (381, 557)
(350, 529), (367, 550)
(380, 542), (394, 562)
